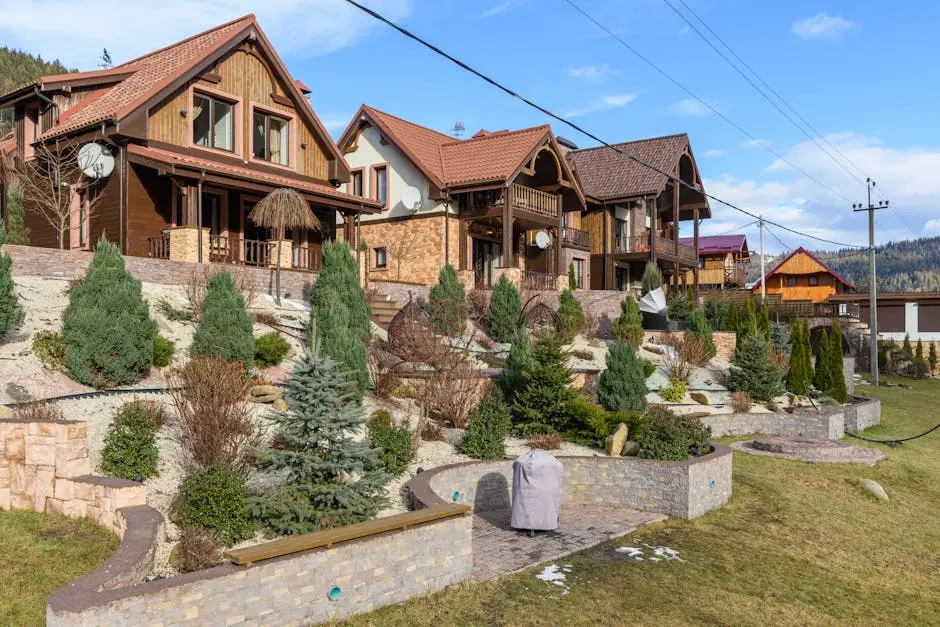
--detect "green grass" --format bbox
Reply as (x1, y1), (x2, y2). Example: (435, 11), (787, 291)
(344, 376), (940, 626)
(0, 511), (117, 626)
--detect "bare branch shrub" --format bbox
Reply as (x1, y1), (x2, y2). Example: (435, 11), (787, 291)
(426, 360), (485, 429)
(680, 334), (712, 368)
(420, 419), (445, 442)
(584, 308), (599, 340)
(467, 289), (491, 322)
(385, 224), (421, 280)
(184, 266), (257, 319)
(663, 343), (693, 382)
(526, 433), (562, 450)
(177, 525), (221, 573)
(367, 338), (404, 399)
(15, 402), (63, 421)
(731, 391), (752, 413)
(251, 311), (279, 326)
(168, 357), (263, 474)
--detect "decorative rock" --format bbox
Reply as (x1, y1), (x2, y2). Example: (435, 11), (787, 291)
(443, 428), (467, 447)
(272, 398), (288, 412)
(0, 405), (13, 420)
(605, 423), (629, 457)
(168, 543), (183, 569)
(858, 478), (889, 502)
(621, 441), (640, 456)
(250, 385), (282, 398)
(249, 394), (281, 404)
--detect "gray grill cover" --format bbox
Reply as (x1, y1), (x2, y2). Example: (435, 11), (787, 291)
(510, 450), (563, 531)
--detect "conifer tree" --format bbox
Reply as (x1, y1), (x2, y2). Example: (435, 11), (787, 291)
(568, 262), (577, 291)
(727, 333), (783, 402)
(813, 328), (832, 392)
(801, 319), (815, 383)
(736, 298), (758, 346)
(3, 181), (29, 245)
(0, 227), (24, 340)
(597, 342), (648, 412)
(512, 332), (578, 433)
(785, 319), (807, 394)
(249, 354), (389, 535)
(427, 264), (467, 336)
(915, 338), (924, 362)
(686, 309), (716, 362)
(556, 288), (586, 343)
(758, 302), (771, 342)
(641, 261), (662, 296)
(485, 274), (522, 343)
(62, 239), (156, 387)
(828, 320), (847, 403)
(612, 294), (644, 348)
(929, 342), (937, 373)
(728, 302), (741, 334)
(902, 333), (913, 359)
(497, 329), (532, 403)
(190, 270), (254, 372)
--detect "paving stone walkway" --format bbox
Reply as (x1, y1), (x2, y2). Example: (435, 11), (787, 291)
(730, 436), (885, 466)
(471, 506), (666, 581)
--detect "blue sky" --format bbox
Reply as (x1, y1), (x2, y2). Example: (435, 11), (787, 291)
(3, 0), (938, 253)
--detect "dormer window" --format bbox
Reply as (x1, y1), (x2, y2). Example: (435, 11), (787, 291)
(193, 92), (234, 151)
(253, 110), (289, 166)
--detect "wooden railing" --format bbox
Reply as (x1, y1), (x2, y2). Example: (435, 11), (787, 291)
(209, 236), (274, 268)
(521, 270), (556, 291)
(813, 302), (860, 320)
(148, 233), (170, 260)
(613, 233), (697, 263)
(511, 183), (559, 219)
(560, 227), (590, 250)
(291, 246), (322, 273)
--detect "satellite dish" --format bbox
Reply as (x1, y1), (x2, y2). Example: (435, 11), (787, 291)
(534, 230), (552, 249)
(401, 186), (422, 212)
(77, 143), (114, 179)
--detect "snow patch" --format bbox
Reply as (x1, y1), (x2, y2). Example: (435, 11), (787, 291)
(615, 543), (686, 563)
(535, 564), (573, 594)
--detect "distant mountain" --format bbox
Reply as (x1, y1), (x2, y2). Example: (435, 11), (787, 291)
(746, 236), (940, 293)
(0, 48), (75, 132)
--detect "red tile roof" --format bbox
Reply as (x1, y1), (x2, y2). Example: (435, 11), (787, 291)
(360, 106), (453, 187)
(752, 246), (855, 291)
(679, 234), (748, 255)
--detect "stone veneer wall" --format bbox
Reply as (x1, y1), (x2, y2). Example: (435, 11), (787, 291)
(360, 214), (458, 287)
(842, 396), (881, 432)
(47, 512), (473, 627)
(4, 244), (315, 299)
(700, 408), (846, 440)
(407, 445), (733, 520)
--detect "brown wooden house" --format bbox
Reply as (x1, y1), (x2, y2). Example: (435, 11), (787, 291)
(563, 134), (710, 293)
(0, 15), (379, 271)
(751, 247), (853, 303)
(680, 234), (750, 289)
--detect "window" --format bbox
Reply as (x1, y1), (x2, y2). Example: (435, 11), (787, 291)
(374, 247), (388, 269)
(572, 258), (585, 289)
(193, 93), (234, 151)
(787, 277), (797, 287)
(373, 165), (387, 206)
(350, 170), (363, 196)
(809, 276), (819, 286)
(253, 110), (289, 165)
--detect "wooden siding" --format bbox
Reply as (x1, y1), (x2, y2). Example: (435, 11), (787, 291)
(581, 205), (607, 255)
(755, 272), (842, 303)
(125, 163), (172, 257)
(89, 168), (123, 251)
(147, 44), (331, 181)
(774, 250), (827, 275)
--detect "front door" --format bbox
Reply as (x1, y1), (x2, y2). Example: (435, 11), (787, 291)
(472, 238), (501, 288)
(616, 265), (630, 291)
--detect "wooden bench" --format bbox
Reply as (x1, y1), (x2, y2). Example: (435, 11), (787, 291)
(224, 503), (471, 567)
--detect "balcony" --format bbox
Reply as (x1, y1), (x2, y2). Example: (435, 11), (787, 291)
(613, 233), (697, 264)
(520, 270), (557, 291)
(510, 183), (559, 220)
(145, 233), (319, 274)
(560, 227), (590, 250)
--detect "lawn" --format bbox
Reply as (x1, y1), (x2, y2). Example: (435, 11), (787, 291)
(344, 376), (940, 626)
(0, 510), (118, 626)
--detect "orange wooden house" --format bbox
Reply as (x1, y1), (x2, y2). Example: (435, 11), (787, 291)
(751, 247), (854, 303)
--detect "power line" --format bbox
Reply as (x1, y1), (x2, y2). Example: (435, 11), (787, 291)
(342, 0), (864, 250)
(707, 220), (756, 236)
(562, 0), (852, 204)
(763, 224), (792, 252)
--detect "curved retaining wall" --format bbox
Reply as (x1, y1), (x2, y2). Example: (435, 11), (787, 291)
(701, 397), (881, 440)
(406, 444), (733, 520)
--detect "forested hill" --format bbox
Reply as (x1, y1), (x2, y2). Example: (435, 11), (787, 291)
(0, 47), (75, 132)
(747, 236), (940, 293)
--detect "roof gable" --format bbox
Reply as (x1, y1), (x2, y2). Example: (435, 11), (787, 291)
(754, 247), (854, 290)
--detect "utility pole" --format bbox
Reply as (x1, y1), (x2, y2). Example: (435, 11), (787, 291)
(853, 178), (889, 386)
(759, 215), (766, 302)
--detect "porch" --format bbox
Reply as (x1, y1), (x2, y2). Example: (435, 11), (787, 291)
(147, 230), (323, 273)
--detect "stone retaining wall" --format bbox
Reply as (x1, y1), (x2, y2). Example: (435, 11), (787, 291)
(47, 511), (473, 626)
(842, 396), (881, 432)
(700, 408), (845, 440)
(406, 445), (732, 520)
(5, 244), (315, 299)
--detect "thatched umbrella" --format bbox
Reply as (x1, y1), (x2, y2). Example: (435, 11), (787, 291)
(249, 187), (320, 305)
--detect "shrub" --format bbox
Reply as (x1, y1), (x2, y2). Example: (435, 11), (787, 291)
(426, 358), (481, 429)
(368, 415), (414, 477)
(526, 433), (562, 450)
(368, 409), (393, 431)
(252, 310), (279, 327)
(427, 264), (467, 336)
(737, 298), (758, 345)
(758, 302), (771, 342)
(828, 320), (848, 403)
(686, 310), (716, 363)
(641, 261), (662, 296)
(643, 359), (656, 378)
(184, 266), (257, 319)
(691, 392), (709, 405)
(168, 357), (261, 473)
(2, 182), (30, 245)
(555, 289), (586, 343)
(597, 343), (648, 413)
(61, 239), (156, 388)
(313, 297), (368, 401)
(785, 320), (809, 394)
(100, 401), (161, 480)
(153, 334), (175, 368)
(485, 275), (522, 343)
(176, 526), (221, 573)
(179, 465), (254, 546)
(249, 354), (388, 535)
(639, 407), (711, 461)
(190, 270), (255, 372)
(367, 338), (402, 399)
(667, 290), (694, 322)
(727, 302), (740, 334)
(770, 322), (791, 356)
(727, 334), (783, 402)
(0, 229), (24, 340)
(813, 328), (832, 392)
(459, 387), (512, 460)
(704, 298), (729, 332)
(568, 262), (577, 291)
(497, 330), (532, 403)
(421, 420), (445, 442)
(902, 333), (913, 358)
(570, 348), (594, 361)
(14, 401), (62, 421)
(659, 378), (687, 403)
(929, 342), (937, 373)
(254, 332), (290, 368)
(564, 394), (612, 444)
(32, 330), (65, 371)
(612, 295), (644, 348)
(512, 332), (578, 433)
(156, 298), (192, 322)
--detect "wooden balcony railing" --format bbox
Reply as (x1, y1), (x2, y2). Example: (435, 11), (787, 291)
(511, 183), (559, 219)
(209, 236), (274, 268)
(148, 233), (170, 260)
(613, 233), (697, 263)
(291, 246), (322, 273)
(560, 227), (590, 250)
(521, 270), (556, 292)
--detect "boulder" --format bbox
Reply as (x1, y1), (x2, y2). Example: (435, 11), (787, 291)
(168, 543), (183, 570)
(858, 478), (889, 502)
(249, 394), (281, 404)
(272, 398), (288, 412)
(0, 405), (14, 420)
(621, 440), (640, 456)
(250, 385), (282, 398)
(443, 428), (467, 447)
(604, 423), (629, 457)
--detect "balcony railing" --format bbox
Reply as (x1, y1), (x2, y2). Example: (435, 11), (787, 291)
(210, 236), (275, 267)
(613, 233), (697, 263)
(560, 227), (590, 250)
(520, 270), (557, 292)
(511, 183), (559, 219)
(148, 233), (170, 260)
(292, 246), (322, 273)
(813, 302), (860, 320)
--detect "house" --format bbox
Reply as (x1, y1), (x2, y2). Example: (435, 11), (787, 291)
(751, 247), (853, 303)
(680, 234), (750, 290)
(336, 106), (586, 290)
(829, 292), (940, 342)
(0, 15), (379, 271)
(563, 134), (711, 293)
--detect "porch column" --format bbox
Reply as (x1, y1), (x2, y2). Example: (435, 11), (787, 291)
(502, 186), (513, 268)
(343, 214), (355, 247)
(649, 197), (657, 265)
(673, 180), (680, 252)
(693, 208), (700, 298)
(458, 218), (468, 271)
(555, 194), (563, 278)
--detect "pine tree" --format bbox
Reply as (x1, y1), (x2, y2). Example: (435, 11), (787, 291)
(249, 355), (389, 535)
(190, 270), (254, 372)
(3, 180), (29, 245)
(0, 227), (24, 340)
(512, 332), (578, 434)
(459, 387), (512, 460)
(758, 303), (771, 342)
(902, 333), (913, 359)
(915, 338), (924, 361)
(929, 342), (937, 373)
(641, 261), (663, 296)
(785, 319), (807, 394)
(813, 328), (832, 392)
(568, 262), (577, 291)
(498, 329), (532, 403)
(686, 309), (716, 362)
(801, 320), (815, 383)
(736, 298), (758, 347)
(828, 320), (847, 403)
(62, 239), (156, 387)
(485, 274), (522, 343)
(728, 302), (741, 334)
(612, 294), (644, 348)
(727, 333), (783, 402)
(427, 264), (467, 336)
(597, 343), (648, 412)
(311, 241), (371, 399)
(556, 289), (585, 343)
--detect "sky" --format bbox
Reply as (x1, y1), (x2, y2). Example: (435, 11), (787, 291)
(2, 0), (939, 254)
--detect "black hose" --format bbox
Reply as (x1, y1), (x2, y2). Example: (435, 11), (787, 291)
(844, 422), (940, 448)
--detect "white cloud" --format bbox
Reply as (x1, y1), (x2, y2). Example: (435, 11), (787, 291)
(564, 93), (637, 118)
(925, 219), (940, 234)
(318, 114), (352, 134)
(567, 64), (616, 84)
(792, 12), (856, 40)
(702, 149), (727, 158)
(741, 138), (772, 149)
(678, 26), (690, 36)
(670, 98), (717, 117)
(479, 0), (526, 18)
(0, 0), (412, 67)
